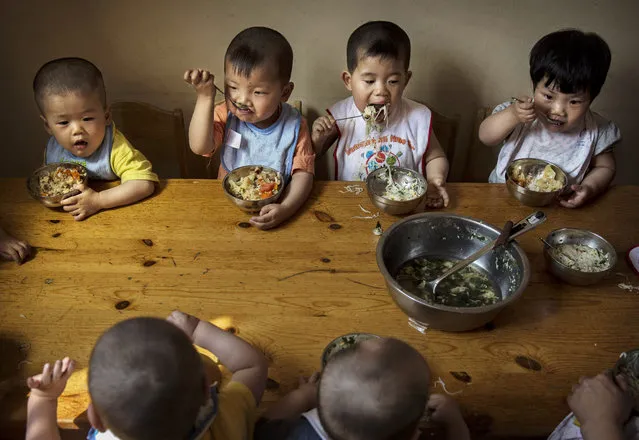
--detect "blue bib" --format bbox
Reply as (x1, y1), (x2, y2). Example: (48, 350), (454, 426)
(221, 103), (301, 183)
(45, 124), (117, 181)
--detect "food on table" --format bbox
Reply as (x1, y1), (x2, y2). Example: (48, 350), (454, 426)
(38, 165), (87, 197)
(511, 164), (564, 192)
(396, 257), (500, 307)
(549, 243), (611, 272)
(362, 103), (389, 135)
(378, 166), (426, 201)
(228, 166), (282, 201)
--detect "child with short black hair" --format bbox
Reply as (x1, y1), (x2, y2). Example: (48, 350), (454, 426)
(34, 58), (158, 221)
(312, 21), (450, 208)
(480, 29), (620, 208)
(185, 26), (315, 230)
(26, 311), (268, 440)
(256, 337), (470, 440)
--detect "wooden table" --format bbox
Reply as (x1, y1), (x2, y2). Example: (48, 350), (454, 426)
(1, 179), (638, 439)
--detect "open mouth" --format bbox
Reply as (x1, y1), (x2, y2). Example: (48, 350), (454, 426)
(231, 100), (252, 113)
(74, 140), (88, 150)
(544, 115), (565, 127)
(365, 103), (389, 123)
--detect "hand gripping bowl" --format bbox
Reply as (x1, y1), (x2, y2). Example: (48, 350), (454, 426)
(376, 213), (531, 332)
(222, 165), (285, 213)
(366, 166), (427, 215)
(506, 158), (567, 207)
(27, 163), (88, 208)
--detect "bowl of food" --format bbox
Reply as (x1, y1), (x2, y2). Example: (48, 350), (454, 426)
(27, 163), (88, 208)
(321, 333), (381, 368)
(614, 349), (639, 411)
(543, 228), (616, 286)
(222, 165), (284, 213)
(506, 158), (567, 207)
(366, 166), (427, 215)
(376, 213), (530, 332)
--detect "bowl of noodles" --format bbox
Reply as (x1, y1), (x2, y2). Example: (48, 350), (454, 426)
(506, 158), (567, 207)
(366, 166), (427, 215)
(222, 165), (285, 213)
(27, 163), (88, 208)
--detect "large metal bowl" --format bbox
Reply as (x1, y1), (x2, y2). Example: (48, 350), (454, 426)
(506, 158), (567, 207)
(543, 228), (616, 286)
(222, 165), (285, 213)
(320, 333), (381, 368)
(376, 213), (531, 332)
(366, 166), (427, 215)
(27, 163), (88, 208)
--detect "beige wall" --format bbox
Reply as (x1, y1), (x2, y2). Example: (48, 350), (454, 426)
(1, 0), (637, 183)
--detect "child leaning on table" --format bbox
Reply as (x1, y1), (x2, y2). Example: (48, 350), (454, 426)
(254, 337), (470, 440)
(311, 21), (450, 208)
(185, 26), (315, 230)
(33, 58), (158, 221)
(549, 371), (637, 440)
(479, 29), (620, 208)
(25, 311), (268, 440)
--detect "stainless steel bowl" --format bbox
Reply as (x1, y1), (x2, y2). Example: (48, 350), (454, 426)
(506, 158), (567, 207)
(366, 166), (427, 215)
(543, 228), (616, 286)
(26, 163), (88, 208)
(321, 333), (381, 368)
(222, 165), (285, 213)
(376, 213), (531, 332)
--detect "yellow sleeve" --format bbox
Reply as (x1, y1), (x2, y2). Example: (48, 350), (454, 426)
(208, 381), (257, 440)
(109, 128), (160, 183)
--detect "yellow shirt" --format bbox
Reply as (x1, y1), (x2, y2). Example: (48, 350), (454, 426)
(203, 382), (257, 440)
(110, 128), (159, 183)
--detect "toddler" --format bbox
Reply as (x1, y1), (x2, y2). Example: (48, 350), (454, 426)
(312, 21), (450, 208)
(0, 226), (30, 263)
(480, 29), (620, 208)
(185, 27), (315, 230)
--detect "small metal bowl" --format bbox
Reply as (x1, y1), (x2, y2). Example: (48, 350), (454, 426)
(27, 163), (88, 208)
(614, 348), (639, 411)
(543, 228), (616, 286)
(222, 165), (285, 213)
(366, 166), (427, 215)
(506, 158), (567, 207)
(321, 333), (381, 368)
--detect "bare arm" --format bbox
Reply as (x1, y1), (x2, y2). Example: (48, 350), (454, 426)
(560, 151), (616, 208)
(250, 171), (314, 230)
(168, 311), (268, 404)
(424, 133), (450, 208)
(184, 69), (218, 156)
(60, 180), (155, 221)
(479, 97), (535, 146)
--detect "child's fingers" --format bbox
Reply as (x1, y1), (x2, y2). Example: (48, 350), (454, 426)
(61, 357), (74, 377)
(40, 363), (52, 387)
(52, 359), (63, 381)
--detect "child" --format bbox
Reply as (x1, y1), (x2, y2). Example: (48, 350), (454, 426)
(25, 311), (268, 440)
(0, 226), (30, 263)
(549, 372), (634, 440)
(185, 27), (315, 230)
(255, 337), (470, 440)
(479, 29), (620, 208)
(33, 58), (158, 221)
(312, 21), (450, 208)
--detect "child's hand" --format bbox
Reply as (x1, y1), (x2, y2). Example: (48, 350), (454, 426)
(426, 179), (449, 209)
(184, 69), (216, 98)
(60, 184), (102, 221)
(0, 228), (31, 264)
(250, 204), (292, 230)
(167, 310), (200, 341)
(295, 372), (320, 411)
(510, 96), (536, 124)
(559, 184), (593, 208)
(27, 357), (75, 400)
(311, 116), (338, 154)
(427, 394), (465, 426)
(568, 373), (632, 430)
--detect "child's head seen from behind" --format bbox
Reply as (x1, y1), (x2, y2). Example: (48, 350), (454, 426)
(33, 57), (111, 158)
(224, 27), (294, 129)
(319, 337), (430, 440)
(529, 29), (611, 133)
(87, 317), (206, 440)
(343, 21), (412, 115)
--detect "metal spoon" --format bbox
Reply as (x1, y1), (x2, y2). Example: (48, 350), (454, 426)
(427, 211), (547, 294)
(540, 237), (576, 264)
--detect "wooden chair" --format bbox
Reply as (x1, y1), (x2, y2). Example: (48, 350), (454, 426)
(462, 107), (501, 182)
(430, 108), (460, 163)
(110, 101), (189, 178)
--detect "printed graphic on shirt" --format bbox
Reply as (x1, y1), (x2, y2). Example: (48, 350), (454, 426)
(348, 133), (416, 181)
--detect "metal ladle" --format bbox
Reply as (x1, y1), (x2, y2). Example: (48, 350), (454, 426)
(426, 211), (547, 294)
